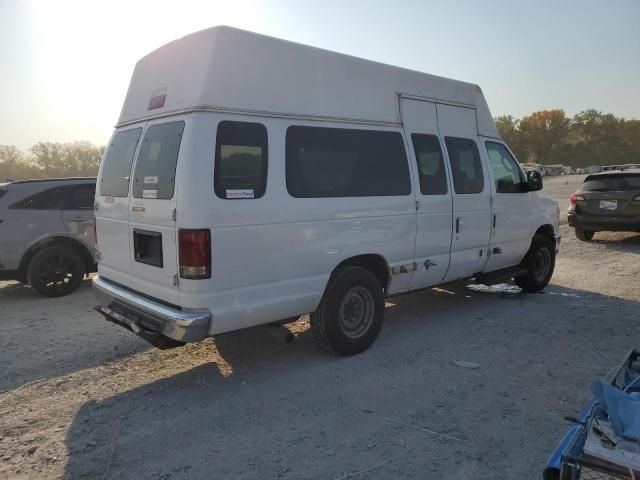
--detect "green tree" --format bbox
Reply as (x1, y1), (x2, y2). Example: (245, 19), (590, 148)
(518, 109), (571, 165)
(494, 115), (527, 162)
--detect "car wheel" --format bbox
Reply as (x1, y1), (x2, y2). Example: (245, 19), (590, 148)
(575, 228), (594, 241)
(27, 246), (86, 297)
(515, 234), (555, 293)
(311, 266), (384, 356)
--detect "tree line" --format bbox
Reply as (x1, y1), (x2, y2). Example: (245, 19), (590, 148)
(0, 142), (104, 182)
(1, 108), (639, 181)
(495, 109), (640, 168)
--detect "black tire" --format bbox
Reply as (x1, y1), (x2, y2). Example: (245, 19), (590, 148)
(515, 234), (556, 293)
(575, 228), (594, 241)
(27, 246), (86, 297)
(311, 266), (385, 356)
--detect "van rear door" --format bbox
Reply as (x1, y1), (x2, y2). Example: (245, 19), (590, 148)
(96, 127), (144, 286)
(127, 120), (185, 305)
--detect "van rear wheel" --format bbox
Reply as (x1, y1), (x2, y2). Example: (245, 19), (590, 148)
(27, 246), (85, 297)
(311, 266), (384, 356)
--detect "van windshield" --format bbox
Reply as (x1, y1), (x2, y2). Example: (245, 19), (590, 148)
(132, 121), (185, 200)
(100, 128), (142, 197)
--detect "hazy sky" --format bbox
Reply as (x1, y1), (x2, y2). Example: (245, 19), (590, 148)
(1, 0), (639, 150)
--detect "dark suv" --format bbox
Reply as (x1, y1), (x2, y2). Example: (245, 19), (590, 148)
(568, 169), (640, 241)
(0, 178), (97, 296)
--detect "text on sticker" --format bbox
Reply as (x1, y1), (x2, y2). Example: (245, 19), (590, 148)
(226, 189), (255, 199)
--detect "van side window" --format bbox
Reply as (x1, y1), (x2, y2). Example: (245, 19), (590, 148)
(444, 137), (484, 194)
(100, 128), (142, 197)
(132, 121), (185, 200)
(286, 126), (410, 197)
(411, 134), (447, 195)
(485, 142), (527, 193)
(214, 121), (268, 199)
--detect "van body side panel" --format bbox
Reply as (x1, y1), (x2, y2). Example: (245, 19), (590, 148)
(175, 114), (416, 335)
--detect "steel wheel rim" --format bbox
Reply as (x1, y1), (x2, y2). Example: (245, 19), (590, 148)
(533, 248), (551, 282)
(339, 286), (375, 339)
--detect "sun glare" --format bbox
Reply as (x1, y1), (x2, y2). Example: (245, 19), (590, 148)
(29, 0), (262, 145)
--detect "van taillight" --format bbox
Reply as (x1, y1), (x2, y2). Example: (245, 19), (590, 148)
(179, 229), (211, 279)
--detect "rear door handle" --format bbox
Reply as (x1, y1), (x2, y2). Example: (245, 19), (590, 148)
(455, 217), (461, 234)
(493, 214), (496, 228)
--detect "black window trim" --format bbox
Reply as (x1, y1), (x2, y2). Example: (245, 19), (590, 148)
(484, 140), (528, 194)
(410, 132), (449, 196)
(214, 120), (269, 200)
(285, 124), (412, 198)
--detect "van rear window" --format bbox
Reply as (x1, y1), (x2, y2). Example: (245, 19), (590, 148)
(132, 121), (185, 200)
(100, 128), (142, 197)
(582, 174), (640, 192)
(214, 121), (268, 199)
(286, 126), (410, 198)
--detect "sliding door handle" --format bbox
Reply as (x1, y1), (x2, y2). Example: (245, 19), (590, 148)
(493, 214), (497, 228)
(455, 217), (461, 234)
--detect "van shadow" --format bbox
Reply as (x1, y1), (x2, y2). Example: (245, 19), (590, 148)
(0, 278), (149, 392)
(63, 282), (640, 480)
(592, 231), (640, 254)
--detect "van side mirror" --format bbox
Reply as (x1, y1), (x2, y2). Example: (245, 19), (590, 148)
(526, 171), (543, 191)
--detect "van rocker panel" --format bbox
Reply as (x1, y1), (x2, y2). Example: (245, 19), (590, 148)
(93, 275), (210, 343)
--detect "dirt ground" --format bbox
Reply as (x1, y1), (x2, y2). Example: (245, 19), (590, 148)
(1, 176), (639, 480)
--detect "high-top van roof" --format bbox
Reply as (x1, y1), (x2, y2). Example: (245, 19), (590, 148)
(119, 26), (500, 138)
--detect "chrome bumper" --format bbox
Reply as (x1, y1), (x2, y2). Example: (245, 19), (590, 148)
(92, 275), (210, 344)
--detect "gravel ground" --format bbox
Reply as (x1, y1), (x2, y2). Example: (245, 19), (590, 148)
(1, 177), (638, 480)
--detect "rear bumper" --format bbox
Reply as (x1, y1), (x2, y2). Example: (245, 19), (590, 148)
(567, 213), (640, 232)
(554, 233), (561, 252)
(92, 275), (211, 344)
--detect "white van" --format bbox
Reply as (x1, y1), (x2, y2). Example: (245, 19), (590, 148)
(93, 26), (560, 355)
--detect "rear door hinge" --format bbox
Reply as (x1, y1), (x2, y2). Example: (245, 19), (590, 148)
(172, 209), (177, 221)
(172, 274), (179, 287)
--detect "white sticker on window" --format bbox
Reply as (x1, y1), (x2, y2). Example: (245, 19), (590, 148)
(226, 189), (255, 199)
(144, 176), (158, 184)
(142, 189), (158, 199)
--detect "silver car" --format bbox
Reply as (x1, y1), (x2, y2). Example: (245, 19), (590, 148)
(0, 177), (97, 297)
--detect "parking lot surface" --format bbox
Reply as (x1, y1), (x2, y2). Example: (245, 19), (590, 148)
(1, 176), (639, 480)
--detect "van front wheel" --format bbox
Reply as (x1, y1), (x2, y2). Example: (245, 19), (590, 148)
(311, 267), (384, 356)
(514, 234), (555, 293)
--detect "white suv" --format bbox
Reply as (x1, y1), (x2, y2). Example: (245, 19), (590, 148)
(93, 27), (560, 354)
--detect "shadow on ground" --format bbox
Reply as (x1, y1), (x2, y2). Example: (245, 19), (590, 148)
(63, 283), (640, 480)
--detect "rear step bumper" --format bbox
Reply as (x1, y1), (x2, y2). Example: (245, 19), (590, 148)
(92, 275), (210, 346)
